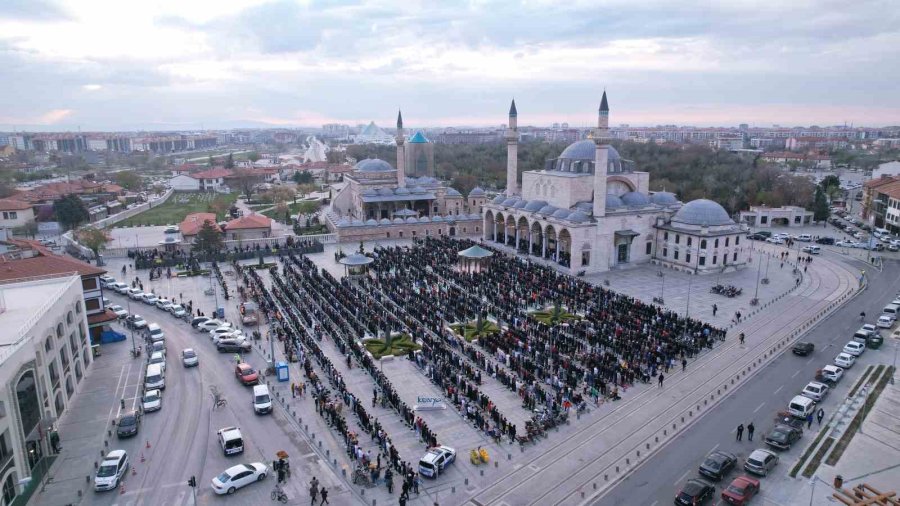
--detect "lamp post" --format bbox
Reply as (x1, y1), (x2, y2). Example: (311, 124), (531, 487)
(752, 254), (762, 304)
(683, 273), (693, 339)
(125, 297), (137, 355)
(762, 253), (770, 284)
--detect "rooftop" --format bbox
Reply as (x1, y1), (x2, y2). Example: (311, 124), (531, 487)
(191, 168), (234, 180)
(0, 275), (79, 349)
(179, 212), (219, 236)
(0, 250), (106, 281)
(225, 213), (272, 230)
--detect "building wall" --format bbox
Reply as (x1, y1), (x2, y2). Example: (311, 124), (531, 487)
(0, 208), (34, 230)
(336, 219), (481, 242)
(169, 175), (200, 192)
(521, 172), (594, 209)
(226, 228), (271, 241)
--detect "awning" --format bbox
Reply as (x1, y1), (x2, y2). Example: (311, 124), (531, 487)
(339, 253), (375, 266)
(87, 309), (118, 326)
(457, 245), (494, 259)
(614, 229), (640, 237)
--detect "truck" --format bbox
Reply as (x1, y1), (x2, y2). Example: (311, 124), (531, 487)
(239, 302), (258, 326)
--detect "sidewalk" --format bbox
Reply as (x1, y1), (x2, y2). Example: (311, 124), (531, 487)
(472, 243), (860, 505)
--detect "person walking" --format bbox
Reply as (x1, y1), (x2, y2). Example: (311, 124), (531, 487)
(747, 422), (755, 441)
(658, 373), (664, 388)
(682, 358), (687, 372)
(739, 333), (745, 345)
(736, 424), (744, 441)
(309, 483), (318, 504)
(806, 412), (814, 428)
(319, 486), (329, 505)
(291, 382), (296, 398)
(712, 303), (718, 316)
(817, 408), (825, 425)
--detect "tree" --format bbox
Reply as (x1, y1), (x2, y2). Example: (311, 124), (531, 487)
(208, 154), (215, 167)
(270, 186), (296, 204)
(53, 194), (90, 230)
(75, 226), (110, 264)
(193, 220), (223, 254)
(292, 170), (313, 184)
(813, 185), (830, 221)
(0, 182), (17, 198)
(13, 219), (39, 238)
(247, 151), (260, 162)
(819, 175), (841, 191)
(231, 169), (260, 202)
(114, 170), (142, 191)
(225, 152), (235, 169)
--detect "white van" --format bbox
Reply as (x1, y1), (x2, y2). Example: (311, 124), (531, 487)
(145, 363), (165, 390)
(147, 323), (165, 343)
(788, 395), (815, 419)
(252, 385), (272, 415)
(217, 427), (244, 455)
(874, 227), (890, 237)
(882, 304), (899, 320)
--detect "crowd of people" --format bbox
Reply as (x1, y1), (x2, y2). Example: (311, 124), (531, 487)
(128, 237), (324, 269)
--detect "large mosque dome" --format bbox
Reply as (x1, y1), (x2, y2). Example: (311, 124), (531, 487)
(558, 139), (621, 162)
(354, 158), (394, 172)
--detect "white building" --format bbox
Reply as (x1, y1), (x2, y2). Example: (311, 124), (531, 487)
(353, 122), (395, 145)
(483, 94), (749, 274)
(738, 205), (814, 228)
(0, 274), (92, 505)
(0, 200), (34, 231)
(168, 174), (201, 192)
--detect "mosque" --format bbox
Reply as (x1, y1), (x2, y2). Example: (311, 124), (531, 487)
(482, 92), (750, 274)
(326, 112), (485, 242)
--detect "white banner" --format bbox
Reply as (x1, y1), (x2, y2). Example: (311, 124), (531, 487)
(414, 396), (446, 411)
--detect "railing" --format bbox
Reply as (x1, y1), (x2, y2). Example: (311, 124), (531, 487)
(10, 455), (57, 506)
(94, 188), (175, 228)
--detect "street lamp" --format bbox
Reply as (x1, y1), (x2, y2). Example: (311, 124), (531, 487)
(125, 297), (137, 355)
(752, 255), (762, 305)
(762, 253), (770, 284)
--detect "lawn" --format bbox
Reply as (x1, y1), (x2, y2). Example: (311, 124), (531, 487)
(364, 334), (421, 359)
(530, 305), (581, 325)
(116, 192), (238, 227)
(451, 320), (500, 342)
(263, 200), (323, 224)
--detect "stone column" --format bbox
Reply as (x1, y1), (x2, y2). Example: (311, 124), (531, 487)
(542, 233), (547, 258)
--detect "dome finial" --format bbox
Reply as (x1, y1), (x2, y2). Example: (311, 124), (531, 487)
(509, 99), (517, 117)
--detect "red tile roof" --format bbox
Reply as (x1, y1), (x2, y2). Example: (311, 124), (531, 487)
(87, 309), (118, 325)
(864, 175), (900, 189)
(0, 199), (32, 211)
(225, 213), (272, 230)
(179, 212), (219, 236)
(191, 168), (234, 180)
(0, 251), (106, 281)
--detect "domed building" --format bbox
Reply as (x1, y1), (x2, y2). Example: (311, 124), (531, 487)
(483, 93), (749, 274)
(327, 111), (487, 242)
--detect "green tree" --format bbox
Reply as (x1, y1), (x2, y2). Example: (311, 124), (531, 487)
(114, 170), (142, 191)
(247, 151), (260, 162)
(75, 226), (110, 264)
(292, 170), (313, 184)
(53, 194), (90, 230)
(225, 152), (235, 169)
(819, 175), (841, 191)
(208, 154), (215, 167)
(0, 182), (17, 198)
(232, 169), (260, 202)
(12, 219), (39, 238)
(193, 220), (223, 254)
(812, 186), (830, 221)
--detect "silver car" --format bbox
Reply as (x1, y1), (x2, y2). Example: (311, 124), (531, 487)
(743, 449), (778, 476)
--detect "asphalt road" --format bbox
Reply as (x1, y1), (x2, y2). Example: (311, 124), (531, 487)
(596, 258), (900, 506)
(82, 291), (328, 506)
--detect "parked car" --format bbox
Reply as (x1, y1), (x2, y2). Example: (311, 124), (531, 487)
(148, 351), (166, 372)
(124, 314), (147, 330)
(418, 446), (456, 478)
(115, 411), (141, 438)
(817, 365), (843, 383)
(743, 449), (778, 476)
(217, 339), (251, 353)
(698, 450), (737, 481)
(721, 476), (760, 505)
(815, 237), (835, 245)
(675, 478), (716, 505)
(877, 315), (895, 328)
(235, 363), (259, 386)
(801, 381), (829, 402)
(191, 316), (211, 328)
(112, 282), (130, 294)
(157, 299), (174, 312)
(791, 342), (814, 356)
(764, 424), (803, 450)
(182, 348), (199, 367)
(94, 450), (129, 491)
(198, 319), (225, 332)
(210, 463), (268, 495)
(834, 352), (856, 369)
(842, 341), (865, 357)
(142, 389), (162, 412)
(100, 275), (116, 287)
(127, 288), (143, 300)
(108, 304), (128, 318)
(747, 233), (767, 241)
(765, 237), (785, 245)
(213, 331), (244, 345)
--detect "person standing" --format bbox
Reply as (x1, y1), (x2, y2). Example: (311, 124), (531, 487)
(309, 483), (318, 504)
(658, 373), (664, 388)
(817, 408), (825, 425)
(682, 358), (688, 372)
(747, 422), (755, 441)
(739, 333), (745, 345)
(712, 303), (718, 316)
(736, 424), (744, 441)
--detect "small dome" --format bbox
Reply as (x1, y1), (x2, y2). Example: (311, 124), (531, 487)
(362, 188), (378, 197)
(378, 188), (394, 196)
(365, 218), (378, 225)
(492, 195), (506, 204)
(606, 195), (624, 209)
(573, 201), (593, 213)
(568, 211), (589, 223)
(524, 200), (547, 212)
(419, 216), (430, 223)
(469, 213), (481, 220)
(395, 187), (410, 195)
(650, 191), (678, 206)
(336, 218), (351, 227)
(410, 186), (427, 194)
(393, 217), (405, 224)
(446, 188), (462, 197)
(351, 218), (364, 226)
(468, 187), (485, 197)
(355, 158), (394, 172)
(672, 199), (733, 226)
(621, 191), (650, 207)
(551, 209), (571, 219)
(513, 200), (529, 209)
(502, 197), (520, 207)
(538, 205), (557, 215)
(379, 218), (391, 224)
(406, 217), (418, 223)
(432, 215), (444, 222)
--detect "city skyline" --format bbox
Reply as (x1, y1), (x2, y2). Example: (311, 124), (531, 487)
(1, 0), (899, 131)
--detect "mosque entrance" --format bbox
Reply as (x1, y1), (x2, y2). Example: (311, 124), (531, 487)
(617, 243), (629, 263)
(449, 227), (456, 236)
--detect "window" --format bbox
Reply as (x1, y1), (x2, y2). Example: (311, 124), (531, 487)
(675, 235), (680, 244)
(232, 233), (238, 240)
(386, 232), (390, 238)
(722, 254), (727, 264)
(581, 250), (590, 266)
(411, 231), (416, 237)
(664, 232), (669, 241)
(75, 301), (82, 314)
(85, 298), (100, 311)
(1, 470), (14, 505)
(663, 247), (668, 257)
(712, 255), (717, 265)
(733, 251), (738, 261)
(761, 216), (768, 224)
(48, 362), (59, 385)
(44, 337), (52, 353)
(714, 238), (719, 248)
(699, 256), (706, 266)
(735, 235), (740, 245)
(69, 333), (78, 355)
(2, 211), (17, 220)
(474, 227), (479, 232)
(60, 347), (69, 370)
(646, 242), (652, 255)
(81, 277), (98, 291)
(687, 237), (692, 246)
(399, 231), (403, 238)
(686, 253), (691, 263)
(700, 239), (707, 249)
(674, 250), (679, 260)
(0, 430), (11, 464)
(56, 323), (63, 338)
(66, 311), (73, 325)
(725, 237), (730, 247)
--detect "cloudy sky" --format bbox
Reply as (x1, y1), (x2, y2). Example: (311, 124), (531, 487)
(1, 0), (898, 131)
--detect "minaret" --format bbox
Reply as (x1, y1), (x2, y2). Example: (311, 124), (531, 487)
(395, 109), (406, 188)
(592, 91), (610, 218)
(505, 99), (519, 196)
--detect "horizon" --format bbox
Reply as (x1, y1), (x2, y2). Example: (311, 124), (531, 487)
(1, 1), (899, 131)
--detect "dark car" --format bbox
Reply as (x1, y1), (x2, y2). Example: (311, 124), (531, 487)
(675, 478), (715, 505)
(815, 237), (835, 245)
(764, 424), (803, 450)
(792, 342), (814, 356)
(698, 450), (737, 481)
(747, 233), (768, 241)
(116, 411), (141, 438)
(190, 316), (210, 328)
(217, 339), (251, 353)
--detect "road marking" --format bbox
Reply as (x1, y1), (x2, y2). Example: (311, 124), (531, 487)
(709, 443), (719, 453)
(774, 386), (783, 395)
(674, 469), (691, 486)
(753, 402), (766, 413)
(650, 501), (658, 506)
(791, 370), (800, 378)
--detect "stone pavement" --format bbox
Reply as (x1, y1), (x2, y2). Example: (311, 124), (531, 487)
(472, 241), (861, 506)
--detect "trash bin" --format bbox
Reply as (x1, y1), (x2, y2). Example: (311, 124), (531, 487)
(216, 306), (225, 319)
(834, 474), (843, 488)
(275, 361), (289, 382)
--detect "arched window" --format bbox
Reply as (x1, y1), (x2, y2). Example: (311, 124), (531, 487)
(714, 238), (719, 248)
(75, 301), (82, 314)
(725, 237), (730, 247)
(75, 361), (83, 381)
(44, 337), (53, 353)
(16, 371), (41, 436)
(66, 311), (73, 325)
(700, 239), (707, 249)
(2, 471), (18, 504)
(56, 323), (63, 339)
(65, 376), (74, 398)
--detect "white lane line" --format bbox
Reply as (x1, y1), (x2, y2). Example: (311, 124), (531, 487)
(791, 370), (800, 378)
(709, 443), (720, 453)
(674, 469), (691, 486)
(650, 501), (658, 506)
(753, 402), (766, 413)
(774, 385), (784, 395)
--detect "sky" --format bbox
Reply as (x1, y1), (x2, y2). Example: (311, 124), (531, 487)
(1, 0), (899, 131)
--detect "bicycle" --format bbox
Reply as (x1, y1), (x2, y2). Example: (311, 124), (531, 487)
(271, 483), (288, 503)
(210, 386), (227, 410)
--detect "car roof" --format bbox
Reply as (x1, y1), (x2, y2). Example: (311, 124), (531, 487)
(824, 365), (840, 371)
(707, 450), (735, 461)
(218, 426), (241, 437)
(806, 381), (827, 388)
(237, 363), (252, 370)
(224, 463), (255, 475)
(731, 475), (758, 486)
(183, 348), (195, 353)
(749, 449), (774, 459)
(683, 479), (710, 492)
(105, 449), (126, 459)
(144, 389), (160, 396)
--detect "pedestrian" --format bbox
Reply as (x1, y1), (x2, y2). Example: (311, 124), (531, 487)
(291, 382), (296, 398)
(817, 408), (825, 425)
(806, 412), (813, 428)
(736, 424), (744, 441)
(310, 483), (318, 504)
(658, 373), (664, 388)
(712, 303), (718, 316)
(682, 358), (687, 372)
(747, 422), (755, 441)
(320, 486), (329, 505)
(413, 472), (419, 494)
(386, 472), (393, 493)
(739, 333), (745, 345)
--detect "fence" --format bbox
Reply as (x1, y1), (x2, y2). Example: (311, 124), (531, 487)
(93, 188), (175, 228)
(132, 243), (326, 269)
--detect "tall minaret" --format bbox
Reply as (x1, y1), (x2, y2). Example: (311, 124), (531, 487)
(592, 91), (610, 218)
(395, 109), (406, 188)
(505, 99), (519, 196)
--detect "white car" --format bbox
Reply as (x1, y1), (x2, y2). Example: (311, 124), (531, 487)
(210, 463), (268, 495)
(877, 315), (895, 328)
(94, 450), (129, 491)
(142, 389), (162, 412)
(765, 237), (785, 245)
(112, 282), (130, 294)
(197, 319), (225, 332)
(108, 304), (128, 318)
(170, 305), (187, 318)
(182, 348), (199, 367)
(834, 352), (856, 368)
(842, 341), (866, 356)
(861, 323), (878, 334)
(213, 332), (245, 345)
(801, 381), (829, 401)
(820, 365), (843, 383)
(100, 275), (116, 287)
(211, 326), (240, 340)
(127, 288), (143, 300)
(141, 293), (158, 305)
(148, 351), (166, 372)
(156, 298), (173, 310)
(418, 445), (457, 478)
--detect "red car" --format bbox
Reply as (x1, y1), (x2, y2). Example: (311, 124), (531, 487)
(721, 475), (760, 505)
(235, 363), (259, 386)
